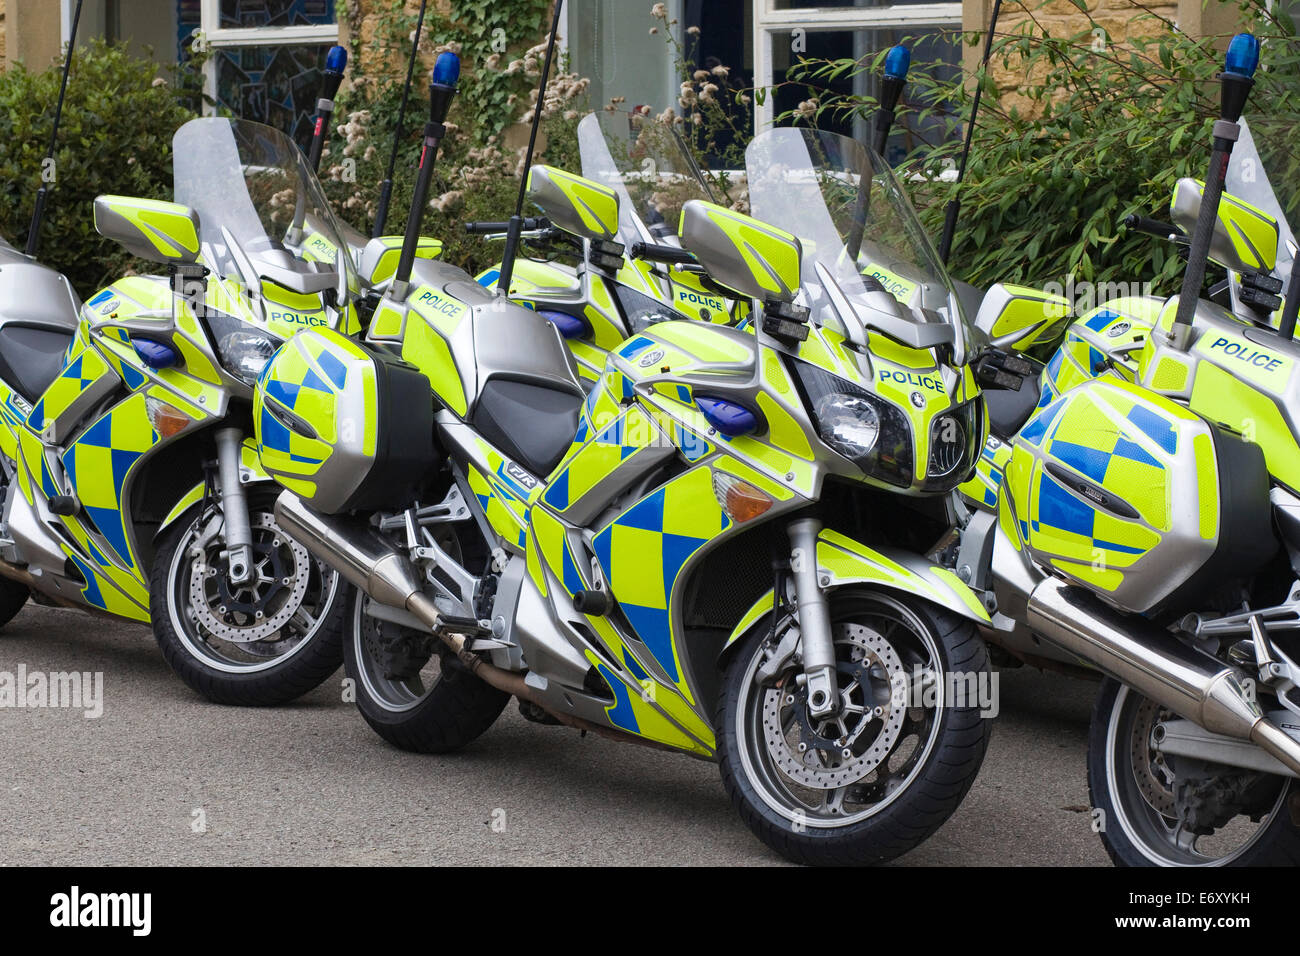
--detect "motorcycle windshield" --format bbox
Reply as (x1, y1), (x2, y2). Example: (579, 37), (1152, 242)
(1229, 116), (1298, 286)
(577, 110), (716, 248)
(745, 127), (972, 364)
(172, 117), (357, 298)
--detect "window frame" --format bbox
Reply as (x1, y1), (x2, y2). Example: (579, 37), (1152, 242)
(751, 0), (963, 130)
(198, 0), (341, 114)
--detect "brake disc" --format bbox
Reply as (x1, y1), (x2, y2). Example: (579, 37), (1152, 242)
(188, 511), (311, 643)
(760, 622), (909, 790)
(1131, 696), (1177, 817)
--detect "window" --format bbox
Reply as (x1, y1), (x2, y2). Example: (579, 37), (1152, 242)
(63, 1), (339, 141)
(566, 0), (686, 114)
(195, 0), (339, 143)
(753, 0), (963, 159)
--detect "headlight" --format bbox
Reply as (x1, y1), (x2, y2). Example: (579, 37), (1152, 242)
(815, 393), (879, 460)
(219, 331), (278, 383)
(793, 360), (914, 488)
(205, 311), (281, 386)
(928, 413), (965, 477)
(627, 308), (680, 335)
(615, 286), (691, 334)
(923, 399), (982, 492)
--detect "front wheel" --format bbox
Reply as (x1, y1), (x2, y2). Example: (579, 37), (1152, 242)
(1087, 678), (1300, 866)
(718, 589), (992, 865)
(150, 493), (346, 706)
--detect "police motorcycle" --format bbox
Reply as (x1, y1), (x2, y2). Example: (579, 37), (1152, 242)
(0, 116), (363, 705)
(251, 52), (1003, 865)
(471, 107), (737, 390)
(949, 34), (1300, 865)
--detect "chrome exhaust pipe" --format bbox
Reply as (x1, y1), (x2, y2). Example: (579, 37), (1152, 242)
(273, 491), (457, 649)
(274, 491), (692, 752)
(272, 492), (543, 700)
(1026, 576), (1300, 777)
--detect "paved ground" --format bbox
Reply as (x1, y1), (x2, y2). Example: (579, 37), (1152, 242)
(0, 603), (1109, 866)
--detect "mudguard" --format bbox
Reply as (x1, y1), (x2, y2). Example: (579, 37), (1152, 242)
(720, 528), (991, 658)
(155, 438), (275, 537)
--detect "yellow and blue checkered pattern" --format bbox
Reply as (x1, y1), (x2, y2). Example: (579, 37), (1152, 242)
(1008, 383), (1185, 591)
(60, 392), (159, 571)
(255, 332), (357, 492)
(28, 347), (113, 433)
(590, 466), (730, 687)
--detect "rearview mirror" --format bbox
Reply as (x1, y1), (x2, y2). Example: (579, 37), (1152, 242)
(358, 235), (444, 288)
(974, 282), (1071, 351)
(94, 195), (201, 265)
(678, 200), (801, 302)
(526, 166), (620, 242)
(1170, 178), (1279, 275)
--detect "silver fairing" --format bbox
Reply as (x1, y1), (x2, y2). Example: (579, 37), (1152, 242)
(0, 236), (81, 333)
(371, 257), (582, 419)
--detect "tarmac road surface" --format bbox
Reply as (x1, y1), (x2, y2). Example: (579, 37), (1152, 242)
(0, 604), (1108, 866)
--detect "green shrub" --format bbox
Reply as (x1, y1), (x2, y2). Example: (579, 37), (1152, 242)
(322, 0), (584, 275)
(0, 39), (196, 297)
(787, 0), (1300, 294)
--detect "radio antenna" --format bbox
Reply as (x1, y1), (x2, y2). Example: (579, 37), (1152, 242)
(937, 0), (1002, 265)
(26, 0), (84, 258)
(495, 0), (565, 298)
(373, 0), (430, 237)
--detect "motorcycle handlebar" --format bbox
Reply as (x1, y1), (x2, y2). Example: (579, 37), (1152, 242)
(1122, 214), (1185, 242)
(629, 241), (697, 265)
(464, 218), (547, 235)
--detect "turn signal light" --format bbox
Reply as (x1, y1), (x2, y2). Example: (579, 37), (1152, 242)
(713, 472), (773, 523)
(146, 396), (191, 438)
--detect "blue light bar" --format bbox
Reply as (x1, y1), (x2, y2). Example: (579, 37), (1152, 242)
(433, 51), (461, 87)
(1224, 33), (1259, 78)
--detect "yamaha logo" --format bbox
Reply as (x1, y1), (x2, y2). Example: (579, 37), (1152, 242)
(910, 391), (926, 408)
(638, 348), (665, 368)
(1107, 321), (1131, 338)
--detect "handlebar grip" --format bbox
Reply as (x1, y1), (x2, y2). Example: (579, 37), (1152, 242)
(629, 241), (697, 265)
(1122, 214), (1183, 240)
(464, 217), (547, 235)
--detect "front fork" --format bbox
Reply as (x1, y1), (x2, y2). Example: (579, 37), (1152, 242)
(214, 427), (254, 586)
(788, 518), (840, 720)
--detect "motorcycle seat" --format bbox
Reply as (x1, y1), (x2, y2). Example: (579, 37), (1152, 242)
(985, 358), (1043, 440)
(471, 377), (583, 479)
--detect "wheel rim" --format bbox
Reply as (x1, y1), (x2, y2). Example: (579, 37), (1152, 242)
(1103, 683), (1290, 865)
(351, 593), (444, 713)
(734, 595), (946, 829)
(167, 504), (339, 674)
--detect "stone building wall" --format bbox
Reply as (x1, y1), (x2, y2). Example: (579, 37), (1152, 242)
(963, 0), (1244, 110)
